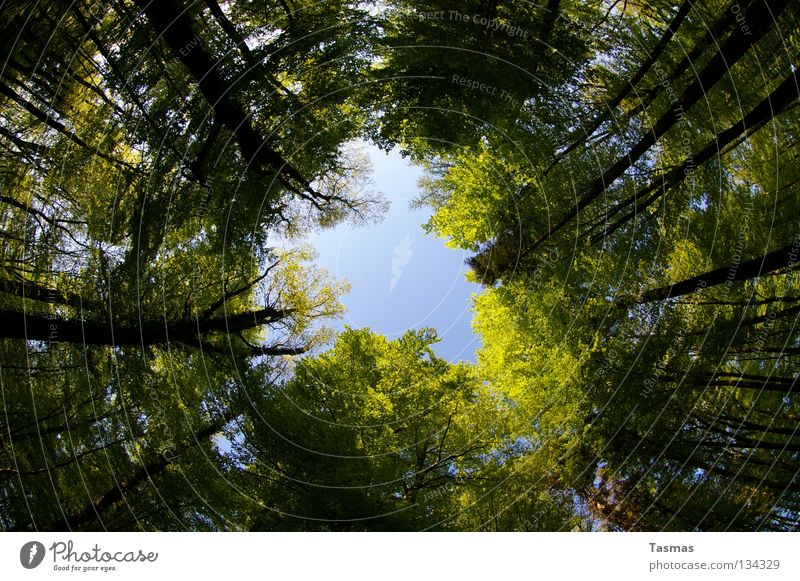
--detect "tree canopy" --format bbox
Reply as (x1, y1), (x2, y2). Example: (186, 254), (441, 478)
(1, 0), (798, 531)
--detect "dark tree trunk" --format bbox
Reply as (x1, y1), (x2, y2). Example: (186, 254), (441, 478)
(133, 0), (312, 194)
(28, 413), (234, 532)
(593, 66), (800, 241)
(624, 242), (800, 306)
(547, 0), (694, 172)
(624, 0), (760, 123)
(525, 0), (790, 256)
(0, 307), (289, 347)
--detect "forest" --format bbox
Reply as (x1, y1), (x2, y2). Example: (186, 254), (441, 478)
(0, 0), (799, 532)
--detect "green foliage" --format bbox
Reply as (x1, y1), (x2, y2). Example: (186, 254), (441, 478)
(2, 0), (799, 532)
(233, 327), (578, 530)
(416, 0), (800, 529)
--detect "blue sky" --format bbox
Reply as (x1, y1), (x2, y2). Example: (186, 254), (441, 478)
(307, 143), (481, 362)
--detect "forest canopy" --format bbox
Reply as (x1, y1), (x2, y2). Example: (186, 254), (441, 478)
(1, 0), (799, 531)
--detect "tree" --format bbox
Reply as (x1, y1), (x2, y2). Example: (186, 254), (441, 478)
(0, 0), (376, 531)
(417, 0), (800, 529)
(231, 327), (567, 531)
(3, 0), (799, 532)
(368, 0), (599, 158)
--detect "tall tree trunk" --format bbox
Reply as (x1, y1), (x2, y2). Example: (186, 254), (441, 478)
(592, 66), (800, 241)
(0, 306), (290, 347)
(0, 80), (133, 170)
(524, 0), (790, 257)
(546, 0), (694, 173)
(202, 0), (299, 101)
(623, 0), (759, 123)
(26, 412), (234, 532)
(133, 0), (313, 195)
(622, 242), (800, 306)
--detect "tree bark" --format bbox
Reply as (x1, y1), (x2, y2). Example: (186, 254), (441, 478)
(28, 412), (234, 531)
(133, 0), (313, 194)
(524, 0), (790, 258)
(623, 242), (800, 306)
(0, 306), (290, 347)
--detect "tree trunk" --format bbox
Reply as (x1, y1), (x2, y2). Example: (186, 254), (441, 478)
(133, 0), (313, 194)
(623, 242), (800, 306)
(27, 412), (234, 531)
(593, 66), (800, 241)
(623, 0), (759, 123)
(547, 0), (694, 172)
(525, 0), (790, 257)
(0, 306), (289, 347)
